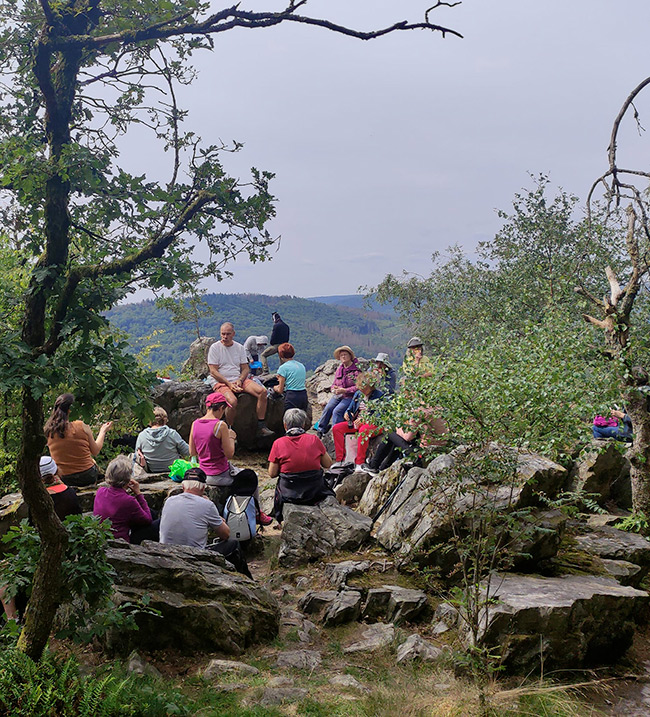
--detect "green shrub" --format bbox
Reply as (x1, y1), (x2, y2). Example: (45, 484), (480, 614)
(0, 515), (159, 643)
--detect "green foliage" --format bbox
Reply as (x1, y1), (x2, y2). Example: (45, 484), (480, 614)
(0, 515), (159, 643)
(369, 175), (628, 349)
(615, 512), (650, 535)
(0, 648), (246, 717)
(374, 312), (617, 462)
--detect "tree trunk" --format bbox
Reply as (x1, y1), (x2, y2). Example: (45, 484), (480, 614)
(625, 386), (650, 514)
(15, 391), (68, 661)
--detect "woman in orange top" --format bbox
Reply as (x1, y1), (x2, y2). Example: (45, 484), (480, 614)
(44, 393), (112, 487)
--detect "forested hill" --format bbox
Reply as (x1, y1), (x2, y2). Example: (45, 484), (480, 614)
(106, 293), (406, 373)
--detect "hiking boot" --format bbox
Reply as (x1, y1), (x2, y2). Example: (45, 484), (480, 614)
(258, 511), (273, 526)
(258, 426), (275, 438)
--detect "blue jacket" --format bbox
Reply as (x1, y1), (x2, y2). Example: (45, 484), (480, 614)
(346, 388), (384, 421)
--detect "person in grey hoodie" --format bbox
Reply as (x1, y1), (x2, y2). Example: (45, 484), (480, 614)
(135, 407), (190, 473)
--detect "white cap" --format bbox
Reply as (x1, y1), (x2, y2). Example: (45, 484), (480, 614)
(39, 456), (58, 477)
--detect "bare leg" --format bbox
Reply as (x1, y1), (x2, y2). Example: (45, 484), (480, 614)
(218, 386), (239, 425)
(243, 379), (268, 420)
(0, 585), (18, 621)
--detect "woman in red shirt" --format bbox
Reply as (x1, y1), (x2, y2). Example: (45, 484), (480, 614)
(268, 408), (333, 521)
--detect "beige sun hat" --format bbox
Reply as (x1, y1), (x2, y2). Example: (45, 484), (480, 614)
(373, 352), (392, 369)
(334, 345), (356, 361)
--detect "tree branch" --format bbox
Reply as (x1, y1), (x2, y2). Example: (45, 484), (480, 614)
(49, 4), (463, 50)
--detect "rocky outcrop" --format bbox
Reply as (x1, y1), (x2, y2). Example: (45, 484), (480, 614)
(362, 585), (428, 624)
(182, 336), (215, 380)
(335, 470), (373, 504)
(375, 445), (567, 573)
(343, 623), (395, 653)
(151, 379), (211, 441)
(151, 378), (285, 449)
(470, 573), (649, 673)
(0, 492), (28, 544)
(278, 496), (372, 567)
(573, 525), (650, 585)
(569, 441), (630, 506)
(358, 459), (409, 518)
(396, 634), (443, 663)
(106, 540), (279, 654)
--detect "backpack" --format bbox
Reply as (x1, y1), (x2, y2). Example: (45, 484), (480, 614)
(224, 494), (257, 542)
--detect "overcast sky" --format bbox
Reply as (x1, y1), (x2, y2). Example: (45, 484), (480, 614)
(129, 1), (650, 299)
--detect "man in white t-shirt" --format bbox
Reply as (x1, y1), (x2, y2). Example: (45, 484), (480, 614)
(207, 322), (274, 436)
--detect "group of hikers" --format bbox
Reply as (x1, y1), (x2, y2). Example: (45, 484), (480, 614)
(1, 312), (638, 623)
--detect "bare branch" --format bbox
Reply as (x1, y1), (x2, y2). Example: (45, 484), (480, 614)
(573, 284), (602, 308)
(49, 4), (463, 51)
(605, 266), (624, 307)
(582, 314), (611, 331)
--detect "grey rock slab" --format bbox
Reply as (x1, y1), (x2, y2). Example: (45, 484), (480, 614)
(201, 659), (260, 678)
(434, 602), (459, 625)
(574, 526), (650, 567)
(358, 459), (410, 520)
(299, 590), (338, 615)
(330, 674), (369, 692)
(258, 487), (275, 517)
(258, 687), (308, 706)
(511, 509), (566, 571)
(375, 444), (567, 573)
(276, 649), (322, 670)
(600, 558), (643, 588)
(362, 587), (392, 621)
(335, 471), (373, 505)
(323, 590), (362, 626)
(267, 676), (294, 688)
(278, 497), (372, 567)
(362, 585), (428, 624)
(343, 623), (395, 653)
(432, 621), (450, 635)
(587, 513), (625, 529)
(470, 573), (649, 673)
(396, 634), (444, 663)
(384, 584), (428, 623)
(569, 441), (628, 506)
(0, 492), (28, 541)
(105, 541), (279, 655)
(324, 560), (371, 588)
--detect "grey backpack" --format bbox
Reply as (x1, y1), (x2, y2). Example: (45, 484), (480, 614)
(223, 494), (256, 542)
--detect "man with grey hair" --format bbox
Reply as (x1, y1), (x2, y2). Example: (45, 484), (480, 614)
(207, 322), (273, 436)
(160, 467), (252, 578)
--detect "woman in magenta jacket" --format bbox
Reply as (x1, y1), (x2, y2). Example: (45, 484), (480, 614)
(93, 456), (159, 543)
(315, 346), (360, 437)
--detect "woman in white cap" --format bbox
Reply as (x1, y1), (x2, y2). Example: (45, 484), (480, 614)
(372, 352), (396, 395)
(39, 456), (82, 520)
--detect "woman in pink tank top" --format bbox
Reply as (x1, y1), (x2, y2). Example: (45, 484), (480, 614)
(189, 392), (237, 486)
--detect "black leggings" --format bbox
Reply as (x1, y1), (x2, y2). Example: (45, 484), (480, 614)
(62, 465), (99, 487)
(207, 538), (253, 579)
(369, 432), (416, 471)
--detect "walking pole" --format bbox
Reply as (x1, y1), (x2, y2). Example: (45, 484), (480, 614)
(371, 473), (410, 526)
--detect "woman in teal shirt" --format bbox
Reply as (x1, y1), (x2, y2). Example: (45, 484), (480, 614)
(273, 343), (308, 411)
